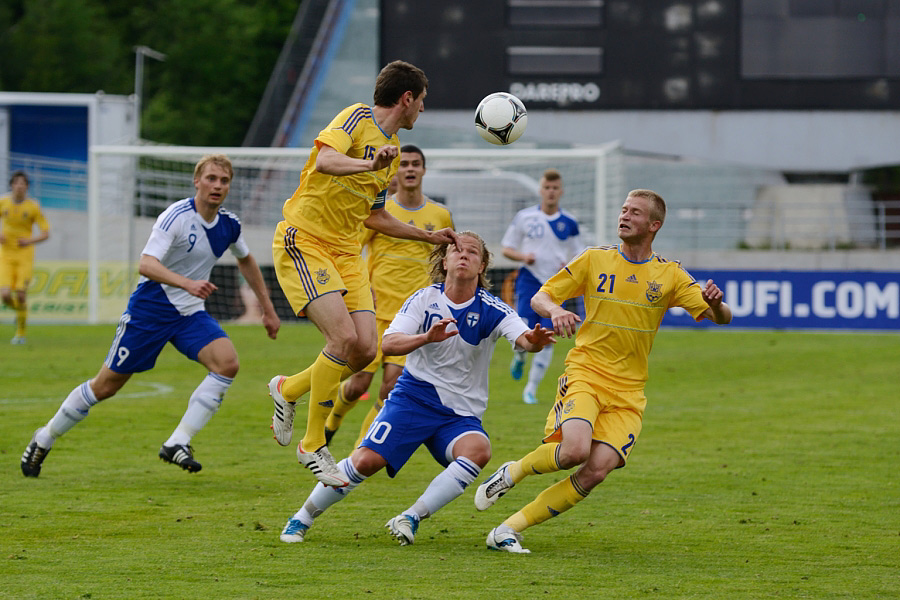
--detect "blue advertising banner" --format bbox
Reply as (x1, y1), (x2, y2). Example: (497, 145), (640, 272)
(664, 270), (900, 331)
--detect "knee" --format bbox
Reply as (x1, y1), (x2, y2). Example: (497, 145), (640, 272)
(455, 437), (492, 469)
(467, 447), (492, 469)
(354, 338), (377, 366)
(578, 463), (614, 489)
(89, 379), (117, 401)
(216, 358), (239, 379)
(351, 448), (385, 477)
(330, 328), (360, 359)
(557, 443), (590, 469)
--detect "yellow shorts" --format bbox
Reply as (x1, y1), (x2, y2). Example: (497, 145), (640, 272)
(543, 373), (646, 465)
(0, 254), (33, 291)
(273, 221), (374, 316)
(361, 317), (407, 374)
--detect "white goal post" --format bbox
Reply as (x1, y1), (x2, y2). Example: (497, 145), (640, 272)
(84, 144), (624, 324)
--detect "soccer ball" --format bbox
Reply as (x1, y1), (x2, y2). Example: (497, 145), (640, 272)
(474, 92), (527, 146)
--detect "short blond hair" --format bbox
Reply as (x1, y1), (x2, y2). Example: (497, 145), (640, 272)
(628, 189), (666, 225)
(541, 168), (562, 183)
(194, 154), (233, 180)
(429, 231), (492, 289)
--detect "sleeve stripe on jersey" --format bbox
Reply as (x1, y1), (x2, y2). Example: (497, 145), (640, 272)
(479, 289), (516, 315)
(338, 107), (372, 135)
(160, 200), (194, 231)
(398, 286), (429, 314)
(284, 227), (319, 299)
(218, 207), (242, 225)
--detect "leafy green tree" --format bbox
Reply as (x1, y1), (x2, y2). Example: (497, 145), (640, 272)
(2, 0), (130, 94)
(137, 0), (297, 145)
(0, 0), (297, 145)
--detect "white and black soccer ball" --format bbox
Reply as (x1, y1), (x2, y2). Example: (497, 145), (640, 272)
(474, 92), (527, 146)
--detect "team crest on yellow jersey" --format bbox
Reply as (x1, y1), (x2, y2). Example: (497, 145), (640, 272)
(645, 280), (662, 303)
(562, 398), (576, 415)
(316, 268), (330, 285)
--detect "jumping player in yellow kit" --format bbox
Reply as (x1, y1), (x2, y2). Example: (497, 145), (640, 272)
(323, 144), (454, 449)
(269, 61), (459, 487)
(0, 171), (50, 344)
(475, 189), (733, 553)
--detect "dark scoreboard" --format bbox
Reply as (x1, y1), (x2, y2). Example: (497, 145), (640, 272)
(380, 0), (900, 110)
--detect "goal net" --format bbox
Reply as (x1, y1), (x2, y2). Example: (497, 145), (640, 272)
(74, 144), (625, 324)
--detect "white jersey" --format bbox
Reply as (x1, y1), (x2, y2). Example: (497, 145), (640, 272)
(386, 284), (529, 419)
(501, 205), (582, 284)
(133, 198), (249, 316)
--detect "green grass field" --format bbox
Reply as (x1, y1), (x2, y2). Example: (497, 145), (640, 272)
(1, 324), (898, 599)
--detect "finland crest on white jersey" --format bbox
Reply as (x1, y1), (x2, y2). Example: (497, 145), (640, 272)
(134, 198), (249, 316)
(501, 205), (582, 284)
(386, 284), (529, 419)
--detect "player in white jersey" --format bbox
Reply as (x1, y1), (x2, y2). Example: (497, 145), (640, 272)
(502, 169), (583, 404)
(20, 155), (280, 477)
(279, 232), (554, 545)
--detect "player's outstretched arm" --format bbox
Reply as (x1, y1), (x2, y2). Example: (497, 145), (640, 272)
(502, 246), (535, 265)
(515, 324), (556, 352)
(700, 279), (732, 325)
(139, 254), (217, 299)
(237, 254), (280, 339)
(531, 291), (581, 338)
(365, 209), (461, 248)
(382, 317), (458, 356)
(315, 143), (398, 176)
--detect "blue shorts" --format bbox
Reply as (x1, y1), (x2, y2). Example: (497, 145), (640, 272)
(104, 309), (227, 374)
(359, 392), (488, 478)
(515, 269), (553, 329)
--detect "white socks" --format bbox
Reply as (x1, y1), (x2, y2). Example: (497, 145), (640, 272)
(406, 456), (481, 520)
(294, 458), (366, 526)
(38, 381), (99, 448)
(525, 345), (554, 393)
(165, 372), (232, 447)
(291, 456), (482, 528)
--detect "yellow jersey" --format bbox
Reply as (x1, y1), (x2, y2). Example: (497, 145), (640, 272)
(365, 196), (454, 320)
(0, 195), (49, 258)
(282, 103), (400, 255)
(540, 244), (711, 390)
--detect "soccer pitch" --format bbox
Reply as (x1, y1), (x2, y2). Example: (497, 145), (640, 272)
(2, 324), (898, 599)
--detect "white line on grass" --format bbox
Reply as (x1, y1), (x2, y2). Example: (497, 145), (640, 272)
(0, 381), (175, 404)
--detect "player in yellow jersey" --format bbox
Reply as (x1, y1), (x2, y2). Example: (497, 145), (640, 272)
(475, 189), (733, 553)
(269, 61), (459, 487)
(0, 171), (50, 344)
(324, 145), (454, 448)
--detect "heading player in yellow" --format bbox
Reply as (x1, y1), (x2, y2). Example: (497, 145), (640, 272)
(324, 145), (454, 449)
(0, 171), (50, 344)
(269, 61), (459, 487)
(475, 189), (733, 553)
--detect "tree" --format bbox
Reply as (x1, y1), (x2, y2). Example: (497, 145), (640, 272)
(2, 0), (130, 94)
(0, 0), (298, 146)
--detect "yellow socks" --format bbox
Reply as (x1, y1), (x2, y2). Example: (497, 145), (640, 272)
(300, 351), (347, 450)
(505, 473), (590, 532)
(282, 363), (354, 403)
(508, 442), (561, 484)
(12, 297), (26, 337)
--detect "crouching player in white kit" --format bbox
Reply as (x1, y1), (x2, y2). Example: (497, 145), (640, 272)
(20, 155), (280, 477)
(279, 231), (554, 544)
